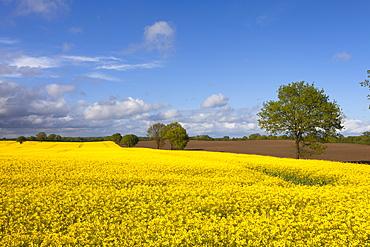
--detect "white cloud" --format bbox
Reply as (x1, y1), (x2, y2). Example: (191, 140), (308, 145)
(45, 84), (75, 100)
(342, 119), (370, 135)
(97, 62), (164, 71)
(126, 21), (175, 56)
(155, 109), (181, 120)
(201, 93), (229, 108)
(85, 72), (121, 82)
(144, 21), (175, 52)
(84, 97), (166, 120)
(60, 55), (101, 63)
(0, 38), (19, 44)
(14, 0), (70, 18)
(0, 80), (71, 118)
(10, 55), (58, 68)
(331, 52), (352, 62)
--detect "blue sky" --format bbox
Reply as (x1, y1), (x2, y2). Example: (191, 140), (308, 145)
(0, 0), (369, 138)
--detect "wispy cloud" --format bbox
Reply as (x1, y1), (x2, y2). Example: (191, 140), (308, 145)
(12, 0), (71, 19)
(0, 38), (19, 44)
(10, 55), (58, 68)
(85, 72), (121, 82)
(68, 27), (83, 34)
(97, 62), (164, 71)
(60, 55), (121, 63)
(62, 42), (73, 52)
(331, 52), (352, 62)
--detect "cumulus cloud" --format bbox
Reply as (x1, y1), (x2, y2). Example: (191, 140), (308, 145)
(342, 119), (370, 135)
(126, 21), (175, 56)
(84, 97), (167, 120)
(331, 52), (352, 62)
(45, 84), (75, 100)
(0, 80), (71, 118)
(0, 81), (263, 138)
(201, 93), (229, 108)
(0, 64), (40, 77)
(144, 21), (175, 52)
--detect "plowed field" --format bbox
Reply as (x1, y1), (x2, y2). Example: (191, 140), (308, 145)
(136, 140), (370, 163)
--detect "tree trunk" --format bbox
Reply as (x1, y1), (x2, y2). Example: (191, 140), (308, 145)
(295, 139), (301, 159)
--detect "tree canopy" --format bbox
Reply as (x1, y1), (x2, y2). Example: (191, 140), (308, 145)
(36, 132), (47, 142)
(159, 122), (189, 150)
(360, 69), (370, 108)
(147, 123), (166, 149)
(121, 134), (139, 147)
(257, 81), (345, 159)
(108, 133), (122, 144)
(16, 136), (27, 144)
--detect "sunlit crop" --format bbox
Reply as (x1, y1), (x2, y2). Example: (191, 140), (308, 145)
(1, 141), (370, 246)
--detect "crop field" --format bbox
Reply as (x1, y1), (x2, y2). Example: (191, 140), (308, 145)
(1, 141), (370, 246)
(137, 140), (370, 162)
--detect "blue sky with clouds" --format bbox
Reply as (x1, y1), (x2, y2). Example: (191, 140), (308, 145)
(0, 0), (369, 138)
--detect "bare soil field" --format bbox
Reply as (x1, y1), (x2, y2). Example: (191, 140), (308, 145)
(136, 140), (370, 163)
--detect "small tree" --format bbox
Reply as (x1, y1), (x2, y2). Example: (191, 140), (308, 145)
(360, 70), (370, 108)
(257, 81), (345, 159)
(36, 132), (47, 142)
(121, 134), (139, 147)
(147, 123), (166, 149)
(108, 133), (122, 144)
(16, 136), (27, 144)
(161, 122), (189, 150)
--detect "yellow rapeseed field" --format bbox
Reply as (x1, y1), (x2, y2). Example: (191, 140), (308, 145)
(1, 141), (370, 246)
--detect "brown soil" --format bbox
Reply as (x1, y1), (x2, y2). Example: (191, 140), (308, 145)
(135, 140), (370, 163)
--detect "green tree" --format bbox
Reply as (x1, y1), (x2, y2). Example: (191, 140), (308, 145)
(108, 133), (122, 144)
(248, 133), (261, 140)
(121, 134), (139, 147)
(161, 122), (189, 150)
(147, 123), (166, 149)
(257, 81), (345, 159)
(360, 70), (370, 108)
(36, 132), (47, 142)
(16, 136), (27, 144)
(48, 134), (57, 141)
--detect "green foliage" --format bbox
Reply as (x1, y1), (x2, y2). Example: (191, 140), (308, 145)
(161, 122), (189, 150)
(108, 133), (122, 144)
(359, 70), (370, 108)
(147, 123), (166, 149)
(36, 132), (47, 142)
(257, 81), (345, 159)
(191, 135), (214, 141)
(16, 136), (27, 144)
(121, 134), (139, 147)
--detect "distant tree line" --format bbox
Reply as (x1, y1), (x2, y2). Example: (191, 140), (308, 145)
(190, 132), (370, 145)
(5, 130), (370, 147)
